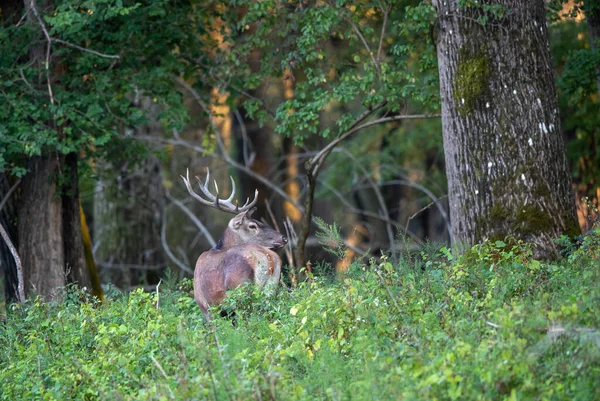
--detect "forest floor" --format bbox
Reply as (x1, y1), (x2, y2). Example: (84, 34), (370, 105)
(1, 230), (599, 400)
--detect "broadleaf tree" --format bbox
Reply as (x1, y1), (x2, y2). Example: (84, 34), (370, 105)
(432, 0), (580, 257)
(0, 0), (213, 298)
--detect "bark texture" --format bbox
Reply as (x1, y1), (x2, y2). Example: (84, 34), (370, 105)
(433, 0), (579, 256)
(18, 156), (66, 299)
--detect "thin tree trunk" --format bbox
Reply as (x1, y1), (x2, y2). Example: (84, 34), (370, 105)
(433, 0), (579, 257)
(62, 152), (92, 290)
(18, 156), (65, 299)
(79, 202), (104, 299)
(586, 0), (600, 96)
(282, 69), (302, 224)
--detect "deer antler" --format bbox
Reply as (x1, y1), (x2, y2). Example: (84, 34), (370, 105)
(181, 168), (258, 214)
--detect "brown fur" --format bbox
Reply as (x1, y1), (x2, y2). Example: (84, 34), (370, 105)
(193, 209), (286, 318)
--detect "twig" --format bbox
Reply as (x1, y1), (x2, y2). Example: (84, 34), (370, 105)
(376, 2), (389, 63)
(161, 206), (193, 274)
(27, 0), (54, 104)
(339, 147), (395, 253)
(485, 320), (501, 329)
(377, 180), (451, 242)
(319, 178), (422, 244)
(150, 355), (175, 399)
(0, 178), (24, 302)
(52, 38), (120, 59)
(233, 109), (255, 167)
(283, 218), (297, 285)
(404, 195), (449, 239)
(155, 279), (161, 310)
(344, 15), (382, 79)
(98, 262), (166, 270)
(264, 200), (294, 271)
(16, 7), (31, 27)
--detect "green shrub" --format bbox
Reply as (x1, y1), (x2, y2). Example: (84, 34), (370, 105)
(1, 240), (599, 400)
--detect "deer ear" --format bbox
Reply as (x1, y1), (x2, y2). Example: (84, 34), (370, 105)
(232, 213), (244, 229)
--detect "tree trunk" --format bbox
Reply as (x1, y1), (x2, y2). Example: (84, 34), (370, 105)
(94, 98), (165, 288)
(18, 156), (66, 299)
(62, 152), (92, 290)
(586, 0), (600, 96)
(433, 0), (579, 257)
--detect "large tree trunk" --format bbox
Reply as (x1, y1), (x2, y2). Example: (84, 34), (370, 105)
(432, 0), (579, 257)
(18, 156), (66, 299)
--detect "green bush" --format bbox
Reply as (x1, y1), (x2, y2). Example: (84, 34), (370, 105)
(1, 240), (599, 400)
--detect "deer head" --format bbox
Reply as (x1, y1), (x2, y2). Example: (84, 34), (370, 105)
(180, 168), (287, 249)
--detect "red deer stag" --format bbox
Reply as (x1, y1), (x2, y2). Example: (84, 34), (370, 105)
(181, 169), (287, 319)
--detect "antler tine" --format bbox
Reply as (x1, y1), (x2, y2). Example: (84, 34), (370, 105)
(181, 168), (213, 207)
(182, 168), (259, 214)
(225, 176), (236, 203)
(238, 189), (259, 211)
(212, 179), (221, 208)
(203, 169), (211, 193)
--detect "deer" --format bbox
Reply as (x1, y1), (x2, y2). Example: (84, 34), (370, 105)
(181, 168), (287, 320)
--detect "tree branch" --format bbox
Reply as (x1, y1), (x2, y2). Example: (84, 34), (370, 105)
(309, 112), (441, 176)
(52, 38), (120, 59)
(344, 15), (382, 79)
(165, 192), (216, 248)
(376, 2), (389, 63)
(0, 177), (24, 302)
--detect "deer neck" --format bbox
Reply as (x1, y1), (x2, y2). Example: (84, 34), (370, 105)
(216, 228), (244, 250)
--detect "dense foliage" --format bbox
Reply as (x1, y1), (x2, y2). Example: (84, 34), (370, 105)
(1, 230), (599, 400)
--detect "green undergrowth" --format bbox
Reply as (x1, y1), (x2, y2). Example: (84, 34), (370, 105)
(1, 230), (599, 400)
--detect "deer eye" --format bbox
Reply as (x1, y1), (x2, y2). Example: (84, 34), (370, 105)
(248, 223), (258, 230)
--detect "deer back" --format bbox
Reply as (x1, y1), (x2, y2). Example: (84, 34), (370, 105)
(193, 209), (286, 316)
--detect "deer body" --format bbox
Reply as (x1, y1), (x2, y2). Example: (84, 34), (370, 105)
(193, 211), (285, 315)
(181, 169), (287, 319)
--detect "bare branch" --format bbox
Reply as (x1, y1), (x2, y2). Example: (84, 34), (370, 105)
(0, 177), (24, 302)
(319, 178), (423, 245)
(166, 192), (216, 248)
(338, 147), (395, 251)
(310, 112), (441, 176)
(52, 38), (120, 59)
(358, 179), (452, 242)
(344, 15), (382, 79)
(404, 195), (449, 239)
(161, 206), (193, 274)
(376, 3), (389, 63)
(98, 262), (166, 271)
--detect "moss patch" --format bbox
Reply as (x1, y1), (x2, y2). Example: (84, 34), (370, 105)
(453, 46), (491, 116)
(515, 206), (553, 236)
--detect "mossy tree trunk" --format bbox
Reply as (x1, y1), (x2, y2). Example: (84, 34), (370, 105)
(432, 0), (579, 257)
